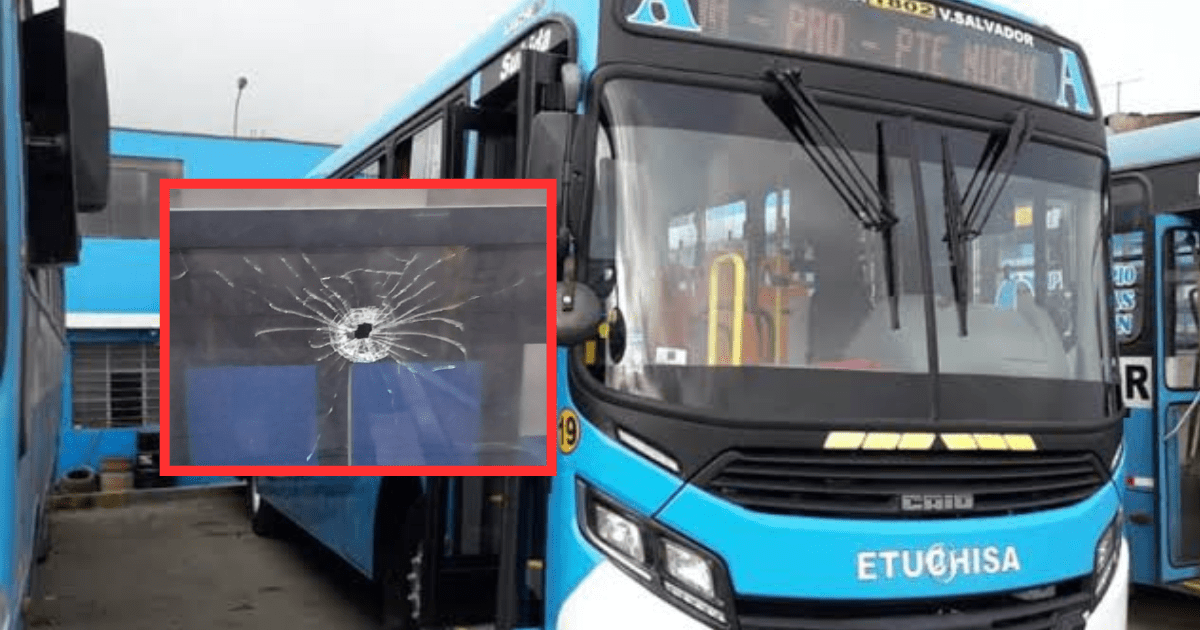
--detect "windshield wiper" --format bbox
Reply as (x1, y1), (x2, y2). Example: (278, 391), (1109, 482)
(940, 108), (1035, 336)
(765, 68), (901, 329)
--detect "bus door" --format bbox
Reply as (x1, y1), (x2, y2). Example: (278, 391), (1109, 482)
(1154, 213), (1200, 587)
(417, 476), (547, 630)
(418, 477), (505, 627)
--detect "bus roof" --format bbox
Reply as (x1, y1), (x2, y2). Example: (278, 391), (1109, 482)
(1109, 117), (1200, 172)
(308, 0), (1048, 179)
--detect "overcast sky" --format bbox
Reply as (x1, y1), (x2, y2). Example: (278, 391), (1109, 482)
(61, 0), (1200, 146)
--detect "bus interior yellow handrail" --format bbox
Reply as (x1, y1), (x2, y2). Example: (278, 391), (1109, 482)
(708, 253), (746, 365)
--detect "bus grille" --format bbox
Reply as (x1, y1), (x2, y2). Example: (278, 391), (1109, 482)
(736, 577), (1092, 630)
(695, 450), (1107, 519)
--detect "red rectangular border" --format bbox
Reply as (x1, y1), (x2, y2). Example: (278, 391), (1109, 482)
(159, 178), (557, 477)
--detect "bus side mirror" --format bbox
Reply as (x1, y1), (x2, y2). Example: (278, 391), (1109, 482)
(66, 31), (110, 214)
(21, 8), (110, 265)
(525, 110), (579, 182)
(557, 281), (603, 346)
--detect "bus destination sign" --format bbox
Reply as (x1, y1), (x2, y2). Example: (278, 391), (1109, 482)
(622, 0), (1095, 116)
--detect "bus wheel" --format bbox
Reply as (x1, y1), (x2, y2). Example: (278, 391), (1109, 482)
(245, 478), (281, 537)
(380, 537), (421, 629)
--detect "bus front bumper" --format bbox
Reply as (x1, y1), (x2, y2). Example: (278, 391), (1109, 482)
(557, 540), (1131, 630)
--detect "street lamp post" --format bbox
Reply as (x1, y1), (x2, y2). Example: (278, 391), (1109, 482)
(233, 76), (248, 137)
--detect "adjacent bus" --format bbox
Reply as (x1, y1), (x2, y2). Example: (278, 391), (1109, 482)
(1109, 117), (1200, 596)
(2, 2), (110, 627)
(252, 1), (1126, 629)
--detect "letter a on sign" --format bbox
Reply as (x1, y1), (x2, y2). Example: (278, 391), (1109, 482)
(626, 0), (702, 32)
(1055, 47), (1094, 115)
(1119, 357), (1153, 409)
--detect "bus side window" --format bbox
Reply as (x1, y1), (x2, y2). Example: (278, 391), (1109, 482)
(351, 156), (383, 179)
(392, 117), (444, 179)
(1166, 229), (1200, 389)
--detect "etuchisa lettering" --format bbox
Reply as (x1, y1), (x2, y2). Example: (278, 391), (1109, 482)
(857, 543), (1021, 584)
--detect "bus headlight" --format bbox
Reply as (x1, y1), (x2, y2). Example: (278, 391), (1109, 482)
(578, 479), (734, 627)
(594, 502), (646, 566)
(1093, 509), (1122, 600)
(664, 539), (715, 599)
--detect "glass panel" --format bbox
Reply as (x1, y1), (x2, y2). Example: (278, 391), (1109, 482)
(594, 79), (1106, 420)
(168, 200), (545, 466)
(352, 158), (382, 179)
(410, 119), (445, 179)
(1165, 404), (1200, 565)
(80, 156), (182, 238)
(1166, 229), (1200, 390)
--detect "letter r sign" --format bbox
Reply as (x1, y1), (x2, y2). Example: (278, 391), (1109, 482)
(1119, 357), (1152, 409)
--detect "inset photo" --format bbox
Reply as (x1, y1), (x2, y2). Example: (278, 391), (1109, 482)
(161, 181), (553, 475)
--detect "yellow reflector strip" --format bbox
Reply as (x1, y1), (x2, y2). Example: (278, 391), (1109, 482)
(598, 322), (610, 339)
(898, 433), (937, 450)
(974, 434), (1008, 450)
(941, 434), (978, 450)
(1004, 434), (1038, 451)
(824, 432), (866, 450)
(862, 433), (901, 450)
(584, 341), (596, 365)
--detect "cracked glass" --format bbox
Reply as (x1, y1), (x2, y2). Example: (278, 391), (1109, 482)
(168, 195), (547, 467)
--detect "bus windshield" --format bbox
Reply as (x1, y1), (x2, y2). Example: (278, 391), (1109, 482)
(592, 79), (1108, 417)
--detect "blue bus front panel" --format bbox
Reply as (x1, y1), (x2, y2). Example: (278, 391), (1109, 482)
(552, 353), (1127, 630)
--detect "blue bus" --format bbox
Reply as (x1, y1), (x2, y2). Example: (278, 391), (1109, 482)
(58, 128), (335, 491)
(2, 1), (110, 627)
(1109, 117), (1200, 596)
(254, 1), (1125, 629)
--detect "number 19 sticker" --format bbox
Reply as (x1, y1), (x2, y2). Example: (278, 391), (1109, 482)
(558, 409), (581, 454)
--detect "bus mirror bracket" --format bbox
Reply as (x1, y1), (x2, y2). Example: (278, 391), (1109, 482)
(557, 279), (603, 346)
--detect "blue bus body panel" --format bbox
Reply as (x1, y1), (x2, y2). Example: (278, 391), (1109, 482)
(1, 5), (44, 626)
(546, 351), (622, 630)
(261, 476), (383, 576)
(1109, 117), (1200, 171)
(656, 482), (1119, 599)
(1124, 407), (1160, 585)
(112, 128), (334, 178)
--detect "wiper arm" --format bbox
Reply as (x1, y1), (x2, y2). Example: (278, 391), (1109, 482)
(941, 108), (1036, 336)
(941, 136), (971, 336)
(961, 108), (1035, 235)
(765, 68), (901, 329)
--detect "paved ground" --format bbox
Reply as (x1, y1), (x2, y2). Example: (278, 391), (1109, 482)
(1129, 586), (1200, 630)
(24, 491), (1200, 629)
(27, 492), (379, 630)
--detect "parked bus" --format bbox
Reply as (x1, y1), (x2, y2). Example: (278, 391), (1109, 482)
(252, 1), (1125, 629)
(1109, 117), (1200, 596)
(3, 2), (110, 627)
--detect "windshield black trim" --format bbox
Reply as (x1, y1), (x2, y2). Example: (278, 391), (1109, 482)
(589, 64), (1106, 158)
(567, 353), (1124, 479)
(604, 0), (1103, 123)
